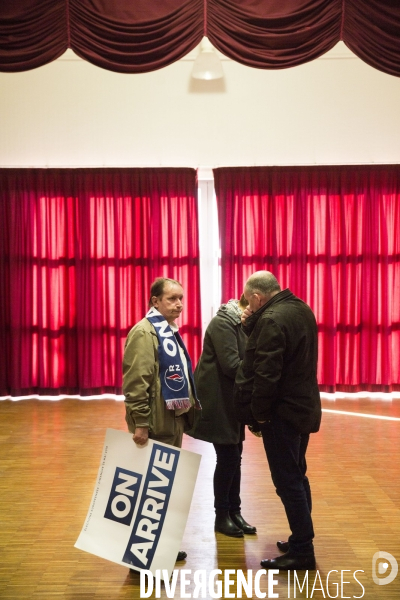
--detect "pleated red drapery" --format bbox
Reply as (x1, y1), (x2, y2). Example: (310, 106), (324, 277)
(214, 165), (400, 393)
(0, 168), (201, 396)
(1, 1), (400, 77)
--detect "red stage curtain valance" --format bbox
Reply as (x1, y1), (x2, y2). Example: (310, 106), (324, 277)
(0, 167), (201, 397)
(214, 165), (400, 393)
(1, 1), (400, 77)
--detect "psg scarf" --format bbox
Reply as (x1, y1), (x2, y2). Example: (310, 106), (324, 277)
(146, 307), (198, 410)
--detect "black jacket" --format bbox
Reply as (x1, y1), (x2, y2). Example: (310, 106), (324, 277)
(186, 300), (247, 444)
(235, 289), (321, 434)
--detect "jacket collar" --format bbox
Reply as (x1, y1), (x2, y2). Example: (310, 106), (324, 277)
(243, 288), (294, 335)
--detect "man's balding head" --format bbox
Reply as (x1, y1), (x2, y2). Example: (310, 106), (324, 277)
(244, 271), (281, 313)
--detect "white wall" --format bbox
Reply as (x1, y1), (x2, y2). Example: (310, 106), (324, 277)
(1, 43), (400, 169)
(2, 43), (400, 332)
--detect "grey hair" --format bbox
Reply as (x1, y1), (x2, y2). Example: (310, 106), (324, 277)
(245, 271), (281, 297)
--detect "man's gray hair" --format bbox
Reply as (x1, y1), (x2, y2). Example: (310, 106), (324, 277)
(245, 271), (281, 297)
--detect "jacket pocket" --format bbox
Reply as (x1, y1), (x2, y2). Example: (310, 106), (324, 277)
(150, 394), (176, 437)
(234, 385), (257, 426)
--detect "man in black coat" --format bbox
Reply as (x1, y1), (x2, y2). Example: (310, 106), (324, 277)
(235, 270), (321, 570)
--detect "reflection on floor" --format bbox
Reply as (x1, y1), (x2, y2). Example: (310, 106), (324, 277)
(0, 397), (399, 599)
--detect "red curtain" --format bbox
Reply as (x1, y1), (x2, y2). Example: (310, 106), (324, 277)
(0, 168), (201, 396)
(214, 165), (400, 393)
(1, 1), (400, 77)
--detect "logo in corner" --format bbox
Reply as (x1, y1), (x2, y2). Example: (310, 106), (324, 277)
(372, 551), (398, 586)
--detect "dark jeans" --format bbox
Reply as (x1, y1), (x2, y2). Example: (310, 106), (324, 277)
(213, 442), (243, 514)
(260, 415), (314, 554)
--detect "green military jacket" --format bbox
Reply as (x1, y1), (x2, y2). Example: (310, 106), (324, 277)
(123, 317), (179, 437)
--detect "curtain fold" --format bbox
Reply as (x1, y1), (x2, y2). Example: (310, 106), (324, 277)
(69, 0), (204, 73)
(0, 168), (201, 396)
(207, 0), (341, 69)
(343, 0), (400, 77)
(0, 0), (67, 72)
(1, 1), (400, 76)
(0, 0), (204, 73)
(214, 165), (400, 392)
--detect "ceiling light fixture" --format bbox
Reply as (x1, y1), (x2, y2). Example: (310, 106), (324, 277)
(191, 37), (224, 81)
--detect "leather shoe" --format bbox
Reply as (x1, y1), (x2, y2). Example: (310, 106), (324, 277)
(260, 550), (316, 570)
(230, 513), (257, 534)
(277, 540), (289, 553)
(215, 513), (244, 538)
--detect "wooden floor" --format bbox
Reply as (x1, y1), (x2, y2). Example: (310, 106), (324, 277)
(1, 397), (399, 599)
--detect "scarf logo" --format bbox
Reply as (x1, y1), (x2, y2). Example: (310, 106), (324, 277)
(164, 365), (185, 392)
(146, 307), (200, 411)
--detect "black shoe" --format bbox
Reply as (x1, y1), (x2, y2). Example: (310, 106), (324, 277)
(277, 540), (289, 553)
(260, 550), (316, 571)
(215, 512), (244, 538)
(230, 513), (257, 534)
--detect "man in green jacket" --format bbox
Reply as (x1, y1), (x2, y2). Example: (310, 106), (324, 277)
(123, 277), (199, 562)
(123, 276), (198, 446)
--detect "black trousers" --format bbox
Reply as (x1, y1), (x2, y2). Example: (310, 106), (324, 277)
(213, 441), (243, 513)
(260, 415), (314, 554)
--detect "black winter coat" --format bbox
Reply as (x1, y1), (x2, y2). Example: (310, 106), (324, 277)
(186, 301), (247, 444)
(235, 289), (321, 434)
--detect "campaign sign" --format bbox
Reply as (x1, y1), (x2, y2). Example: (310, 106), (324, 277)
(75, 428), (201, 578)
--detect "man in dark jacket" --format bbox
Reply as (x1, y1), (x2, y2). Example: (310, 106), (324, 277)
(235, 271), (321, 570)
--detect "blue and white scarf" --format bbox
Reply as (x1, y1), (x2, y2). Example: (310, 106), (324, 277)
(146, 307), (198, 410)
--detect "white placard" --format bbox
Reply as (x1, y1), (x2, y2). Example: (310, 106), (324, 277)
(75, 428), (201, 578)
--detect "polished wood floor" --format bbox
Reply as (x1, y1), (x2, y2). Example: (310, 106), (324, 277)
(1, 397), (399, 599)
